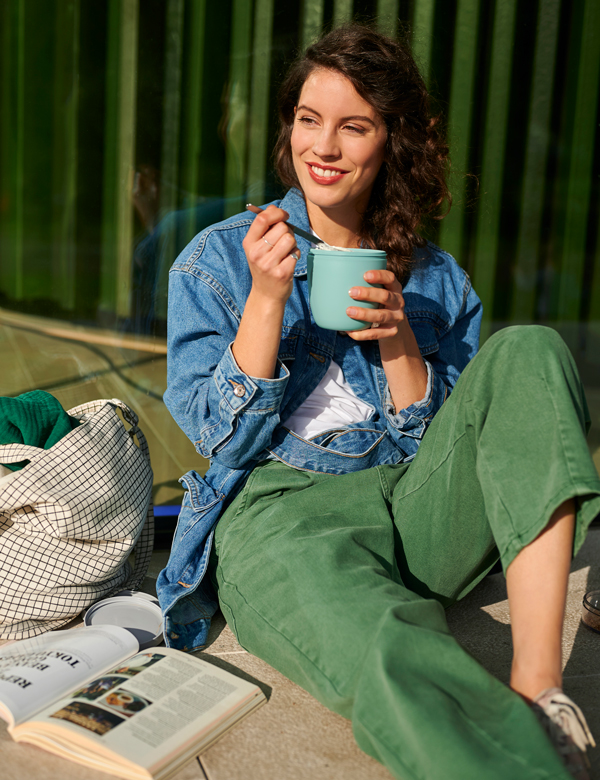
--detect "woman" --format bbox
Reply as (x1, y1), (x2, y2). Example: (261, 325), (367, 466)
(158, 25), (600, 780)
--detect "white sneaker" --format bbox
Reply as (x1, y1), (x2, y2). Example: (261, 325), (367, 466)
(532, 687), (596, 780)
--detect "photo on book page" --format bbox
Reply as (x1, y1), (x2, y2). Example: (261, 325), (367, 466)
(71, 677), (129, 702)
(50, 701), (125, 736)
(111, 653), (163, 677)
(99, 690), (153, 719)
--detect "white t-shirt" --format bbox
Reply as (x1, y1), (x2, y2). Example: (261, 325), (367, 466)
(283, 360), (373, 439)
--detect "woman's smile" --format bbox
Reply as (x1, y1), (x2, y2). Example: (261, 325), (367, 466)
(291, 68), (387, 223)
(306, 162), (349, 184)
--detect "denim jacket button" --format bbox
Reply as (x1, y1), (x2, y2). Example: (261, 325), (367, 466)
(233, 384), (246, 397)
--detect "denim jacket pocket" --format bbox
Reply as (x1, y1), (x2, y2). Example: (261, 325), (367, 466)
(278, 331), (299, 362)
(267, 425), (406, 474)
(311, 427), (386, 455)
(180, 472), (221, 516)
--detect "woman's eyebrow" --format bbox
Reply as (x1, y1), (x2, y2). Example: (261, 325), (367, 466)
(297, 104), (377, 126)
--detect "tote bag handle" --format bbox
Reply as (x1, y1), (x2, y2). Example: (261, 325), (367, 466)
(68, 398), (151, 464)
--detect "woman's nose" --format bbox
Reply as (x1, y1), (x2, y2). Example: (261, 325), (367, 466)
(311, 128), (340, 159)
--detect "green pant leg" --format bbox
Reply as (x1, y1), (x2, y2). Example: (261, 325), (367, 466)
(386, 325), (600, 606)
(211, 461), (570, 780)
(350, 325), (600, 776)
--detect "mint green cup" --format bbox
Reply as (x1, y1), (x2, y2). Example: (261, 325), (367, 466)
(307, 248), (388, 331)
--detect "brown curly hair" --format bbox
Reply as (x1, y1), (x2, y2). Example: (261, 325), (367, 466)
(274, 24), (450, 284)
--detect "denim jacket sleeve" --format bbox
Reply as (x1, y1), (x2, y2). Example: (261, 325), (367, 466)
(164, 257), (290, 470)
(381, 259), (482, 444)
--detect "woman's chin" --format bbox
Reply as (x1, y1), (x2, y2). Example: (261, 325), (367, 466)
(302, 186), (357, 214)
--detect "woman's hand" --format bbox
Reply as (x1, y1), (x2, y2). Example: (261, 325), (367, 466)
(344, 269), (407, 341)
(345, 269), (429, 411)
(242, 205), (300, 305)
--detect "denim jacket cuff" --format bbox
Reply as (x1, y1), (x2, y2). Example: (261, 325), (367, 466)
(214, 343), (290, 413)
(384, 360), (449, 439)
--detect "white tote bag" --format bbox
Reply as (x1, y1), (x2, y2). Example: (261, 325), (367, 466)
(0, 398), (154, 640)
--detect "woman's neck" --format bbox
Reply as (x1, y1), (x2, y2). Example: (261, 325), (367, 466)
(305, 201), (363, 248)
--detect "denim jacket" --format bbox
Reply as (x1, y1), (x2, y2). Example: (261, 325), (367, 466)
(157, 188), (482, 652)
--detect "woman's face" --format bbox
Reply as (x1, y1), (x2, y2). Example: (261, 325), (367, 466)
(291, 69), (387, 220)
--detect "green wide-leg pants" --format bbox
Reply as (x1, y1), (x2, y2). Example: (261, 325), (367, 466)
(209, 326), (600, 780)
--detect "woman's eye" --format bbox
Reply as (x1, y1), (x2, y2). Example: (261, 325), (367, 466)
(344, 124), (367, 135)
(298, 116), (317, 126)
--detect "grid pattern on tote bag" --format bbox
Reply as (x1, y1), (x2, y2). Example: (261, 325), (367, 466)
(0, 399), (154, 640)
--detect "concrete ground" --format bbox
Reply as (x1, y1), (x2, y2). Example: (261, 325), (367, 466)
(2, 531), (600, 780)
(1, 308), (600, 779)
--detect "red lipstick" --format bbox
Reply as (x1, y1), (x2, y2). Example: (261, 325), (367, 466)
(305, 162), (347, 185)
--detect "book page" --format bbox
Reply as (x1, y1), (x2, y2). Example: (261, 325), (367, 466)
(0, 626), (138, 727)
(20, 649), (264, 778)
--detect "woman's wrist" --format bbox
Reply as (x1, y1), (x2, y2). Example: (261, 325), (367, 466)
(246, 286), (288, 317)
(379, 320), (428, 412)
(232, 288), (286, 380)
(379, 318), (418, 360)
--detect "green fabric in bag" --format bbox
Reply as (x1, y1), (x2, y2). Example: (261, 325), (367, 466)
(0, 390), (80, 471)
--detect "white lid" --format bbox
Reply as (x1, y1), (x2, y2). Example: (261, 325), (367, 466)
(84, 595), (163, 650)
(113, 589), (160, 605)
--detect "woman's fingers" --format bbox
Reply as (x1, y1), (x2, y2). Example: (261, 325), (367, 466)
(244, 205), (296, 262)
(345, 315), (397, 340)
(346, 306), (392, 327)
(348, 286), (404, 317)
(363, 268), (396, 285)
(345, 299), (399, 334)
(346, 324), (396, 341)
(349, 285), (397, 306)
(242, 205), (299, 304)
(345, 270), (405, 339)
(262, 221), (296, 253)
(257, 231), (298, 268)
(245, 204), (290, 240)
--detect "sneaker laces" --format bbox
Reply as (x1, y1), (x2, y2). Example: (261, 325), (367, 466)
(532, 687), (595, 778)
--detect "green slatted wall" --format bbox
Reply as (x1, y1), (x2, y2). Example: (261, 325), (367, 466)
(0, 0), (599, 355)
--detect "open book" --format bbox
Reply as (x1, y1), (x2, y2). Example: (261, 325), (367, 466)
(0, 625), (265, 779)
